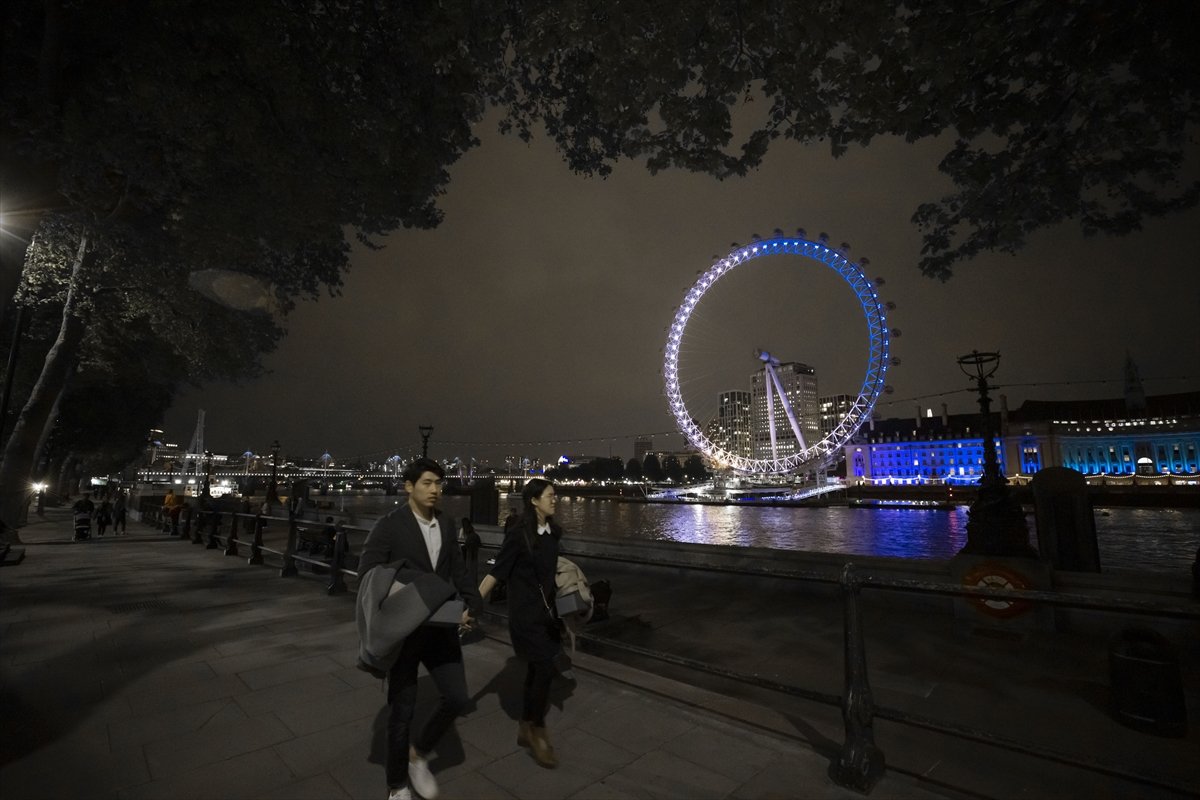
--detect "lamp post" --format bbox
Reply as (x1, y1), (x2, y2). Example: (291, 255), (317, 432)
(201, 451), (213, 498)
(266, 439), (281, 506)
(956, 351), (1035, 557)
(32, 481), (46, 516)
(419, 424), (433, 459)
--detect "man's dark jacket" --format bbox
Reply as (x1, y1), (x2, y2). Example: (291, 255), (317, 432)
(357, 505), (482, 613)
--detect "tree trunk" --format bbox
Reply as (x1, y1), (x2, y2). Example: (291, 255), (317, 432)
(0, 233), (89, 542)
(55, 453), (77, 500)
(32, 367), (71, 475)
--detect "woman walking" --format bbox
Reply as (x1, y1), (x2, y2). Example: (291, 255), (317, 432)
(478, 478), (563, 768)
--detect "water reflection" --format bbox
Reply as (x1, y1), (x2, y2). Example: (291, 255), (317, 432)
(546, 498), (1194, 571)
(337, 492), (1197, 572)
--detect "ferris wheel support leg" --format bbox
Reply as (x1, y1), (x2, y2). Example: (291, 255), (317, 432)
(766, 362), (808, 452)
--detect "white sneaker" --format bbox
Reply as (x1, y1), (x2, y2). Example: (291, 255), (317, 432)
(408, 756), (438, 799)
(387, 788), (412, 800)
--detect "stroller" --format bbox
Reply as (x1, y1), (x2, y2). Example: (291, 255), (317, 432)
(73, 507), (92, 541)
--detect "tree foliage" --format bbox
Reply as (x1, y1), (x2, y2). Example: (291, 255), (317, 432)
(494, 0), (1199, 278)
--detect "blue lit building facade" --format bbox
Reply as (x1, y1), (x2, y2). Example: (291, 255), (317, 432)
(844, 390), (1200, 486)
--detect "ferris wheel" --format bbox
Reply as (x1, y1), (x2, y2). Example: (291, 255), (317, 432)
(663, 233), (894, 475)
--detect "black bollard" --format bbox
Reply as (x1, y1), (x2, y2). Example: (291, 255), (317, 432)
(829, 563), (886, 793)
(248, 513), (264, 565)
(280, 507), (299, 577)
(327, 527), (348, 596)
(183, 505), (195, 541)
(206, 511), (221, 549)
(1192, 545), (1200, 599)
(224, 513), (240, 557)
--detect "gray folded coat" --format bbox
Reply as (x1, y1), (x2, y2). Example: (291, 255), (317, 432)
(356, 561), (458, 676)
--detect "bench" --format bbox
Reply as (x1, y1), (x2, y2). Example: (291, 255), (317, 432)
(283, 520), (358, 594)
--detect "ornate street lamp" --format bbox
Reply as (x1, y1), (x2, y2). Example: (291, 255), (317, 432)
(956, 351), (1035, 557)
(419, 424), (433, 459)
(266, 439), (281, 505)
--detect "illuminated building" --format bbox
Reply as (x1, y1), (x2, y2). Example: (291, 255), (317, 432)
(820, 394), (855, 436)
(715, 390), (753, 458)
(844, 391), (1200, 485)
(751, 361), (820, 460)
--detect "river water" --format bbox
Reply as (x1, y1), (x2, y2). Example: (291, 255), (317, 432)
(329, 493), (1198, 573)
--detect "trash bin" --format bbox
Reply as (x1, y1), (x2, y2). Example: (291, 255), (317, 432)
(1108, 626), (1188, 737)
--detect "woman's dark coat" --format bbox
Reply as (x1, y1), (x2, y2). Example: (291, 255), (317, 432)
(489, 519), (562, 662)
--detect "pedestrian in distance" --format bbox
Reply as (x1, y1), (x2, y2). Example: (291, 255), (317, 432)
(460, 517), (481, 586)
(478, 478), (565, 769)
(112, 489), (127, 534)
(357, 458), (481, 800)
(96, 498), (113, 536)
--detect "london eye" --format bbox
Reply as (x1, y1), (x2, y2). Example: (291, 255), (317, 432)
(663, 234), (893, 475)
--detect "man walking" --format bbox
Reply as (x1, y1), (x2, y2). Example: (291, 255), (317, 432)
(358, 458), (480, 800)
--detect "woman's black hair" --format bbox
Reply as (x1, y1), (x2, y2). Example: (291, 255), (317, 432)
(516, 478), (560, 549)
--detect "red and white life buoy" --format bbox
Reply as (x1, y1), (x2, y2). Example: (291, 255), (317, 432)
(961, 563), (1033, 618)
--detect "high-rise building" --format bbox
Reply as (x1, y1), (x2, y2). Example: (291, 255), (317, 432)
(819, 394), (856, 437)
(633, 437), (653, 462)
(751, 361), (820, 460)
(715, 390), (753, 458)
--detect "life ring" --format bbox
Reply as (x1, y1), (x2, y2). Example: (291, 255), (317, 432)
(961, 563), (1033, 618)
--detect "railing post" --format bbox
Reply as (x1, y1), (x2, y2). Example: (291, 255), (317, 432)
(206, 511), (221, 549)
(248, 512), (264, 565)
(280, 507), (299, 577)
(327, 525), (348, 595)
(224, 513), (240, 556)
(184, 505), (197, 541)
(189, 506), (204, 544)
(830, 563), (886, 793)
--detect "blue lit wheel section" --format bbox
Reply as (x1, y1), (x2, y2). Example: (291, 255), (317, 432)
(663, 236), (890, 475)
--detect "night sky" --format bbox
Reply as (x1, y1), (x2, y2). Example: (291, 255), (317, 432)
(163, 116), (1200, 466)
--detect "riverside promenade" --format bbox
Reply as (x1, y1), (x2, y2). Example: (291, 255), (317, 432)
(2, 507), (1197, 799)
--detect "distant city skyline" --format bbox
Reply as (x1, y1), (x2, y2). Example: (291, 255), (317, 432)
(163, 115), (1200, 464)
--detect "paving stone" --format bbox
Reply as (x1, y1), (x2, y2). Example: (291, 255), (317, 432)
(256, 772), (354, 799)
(272, 714), (373, 778)
(659, 721), (781, 784)
(233, 672), (359, 718)
(107, 698), (234, 752)
(479, 748), (602, 800)
(0, 727), (150, 800)
(582, 697), (698, 754)
(273, 682), (381, 737)
(439, 769), (520, 799)
(143, 713), (294, 779)
(124, 672), (247, 716)
(236, 653), (345, 691)
(119, 747), (298, 800)
(597, 749), (740, 800)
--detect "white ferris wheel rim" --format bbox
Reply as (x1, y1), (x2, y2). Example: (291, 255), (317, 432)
(663, 236), (890, 475)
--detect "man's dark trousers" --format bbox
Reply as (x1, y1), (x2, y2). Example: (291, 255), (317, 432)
(385, 625), (469, 789)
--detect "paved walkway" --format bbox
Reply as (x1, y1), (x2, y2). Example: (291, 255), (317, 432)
(2, 507), (1197, 799)
(1, 508), (946, 800)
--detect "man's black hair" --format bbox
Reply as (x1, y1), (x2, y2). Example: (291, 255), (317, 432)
(402, 457), (445, 485)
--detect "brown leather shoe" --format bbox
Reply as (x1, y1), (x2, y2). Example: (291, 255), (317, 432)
(530, 726), (558, 768)
(517, 720), (533, 747)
